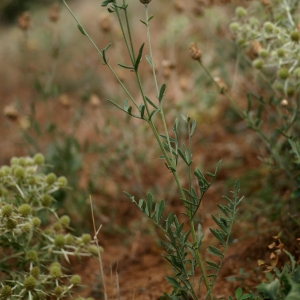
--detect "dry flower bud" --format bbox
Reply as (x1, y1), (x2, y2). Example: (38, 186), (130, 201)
(281, 99), (288, 107)
(89, 94), (100, 107)
(179, 77), (189, 91)
(3, 105), (19, 120)
(49, 4), (60, 23)
(19, 116), (31, 130)
(174, 0), (184, 12)
(214, 77), (228, 92)
(189, 43), (202, 61)
(18, 12), (31, 31)
(99, 14), (111, 32)
(59, 94), (70, 108)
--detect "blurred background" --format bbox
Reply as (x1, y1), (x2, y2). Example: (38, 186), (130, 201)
(0, 0), (298, 298)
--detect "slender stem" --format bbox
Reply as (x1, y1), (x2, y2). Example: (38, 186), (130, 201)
(123, 0), (136, 61)
(144, 4), (175, 166)
(115, 4), (135, 64)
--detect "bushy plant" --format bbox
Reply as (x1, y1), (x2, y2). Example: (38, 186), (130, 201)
(0, 154), (101, 300)
(62, 0), (251, 299)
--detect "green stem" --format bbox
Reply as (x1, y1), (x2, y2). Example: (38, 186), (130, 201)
(144, 4), (175, 166)
(123, 0), (136, 61)
(115, 3), (135, 64)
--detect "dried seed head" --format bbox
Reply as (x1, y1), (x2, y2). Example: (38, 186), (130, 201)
(99, 14), (111, 32)
(49, 4), (60, 23)
(247, 41), (263, 59)
(174, 0), (184, 12)
(189, 43), (202, 61)
(140, 0), (152, 4)
(19, 116), (31, 130)
(89, 94), (100, 108)
(179, 77), (189, 91)
(192, 5), (204, 16)
(59, 93), (70, 108)
(3, 105), (18, 120)
(18, 12), (31, 31)
(214, 77), (228, 93)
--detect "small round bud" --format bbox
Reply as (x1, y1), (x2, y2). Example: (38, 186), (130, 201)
(290, 30), (300, 42)
(252, 59), (264, 69)
(1, 166), (11, 175)
(258, 49), (268, 58)
(65, 234), (74, 245)
(189, 43), (202, 61)
(14, 166), (26, 179)
(229, 22), (239, 32)
(249, 17), (259, 26)
(2, 205), (13, 218)
(30, 266), (40, 279)
(18, 158), (26, 167)
(26, 250), (38, 262)
(6, 219), (17, 230)
(23, 276), (37, 291)
(18, 204), (31, 217)
(278, 68), (289, 80)
(293, 67), (300, 78)
(277, 48), (285, 58)
(41, 194), (53, 207)
(50, 262), (61, 268)
(70, 275), (81, 285)
(10, 157), (19, 165)
(46, 173), (57, 185)
(54, 286), (64, 297)
(88, 245), (103, 256)
(57, 176), (68, 187)
(53, 222), (62, 232)
(0, 188), (8, 197)
(50, 265), (62, 278)
(1, 285), (12, 299)
(27, 167), (36, 175)
(33, 153), (45, 165)
(59, 215), (70, 227)
(32, 217), (41, 228)
(286, 87), (295, 97)
(235, 6), (247, 18)
(22, 223), (32, 234)
(263, 21), (274, 33)
(54, 234), (65, 248)
(81, 233), (92, 244)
